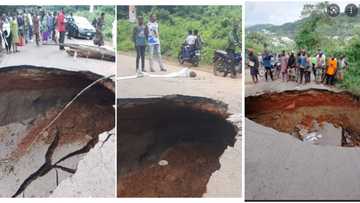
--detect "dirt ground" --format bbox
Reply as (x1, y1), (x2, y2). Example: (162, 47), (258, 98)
(117, 53), (242, 197)
(118, 143), (221, 197)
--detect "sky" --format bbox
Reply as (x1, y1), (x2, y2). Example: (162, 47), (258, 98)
(246, 1), (355, 27)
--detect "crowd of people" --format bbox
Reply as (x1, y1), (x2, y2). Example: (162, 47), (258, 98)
(0, 8), (106, 54)
(247, 48), (349, 86)
(0, 8), (67, 53)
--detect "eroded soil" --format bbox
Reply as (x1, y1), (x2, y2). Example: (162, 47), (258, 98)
(0, 65), (114, 197)
(117, 95), (238, 197)
(246, 89), (360, 146)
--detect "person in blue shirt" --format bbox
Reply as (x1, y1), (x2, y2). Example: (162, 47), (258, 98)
(297, 50), (307, 84)
(262, 50), (273, 81)
(133, 16), (147, 73)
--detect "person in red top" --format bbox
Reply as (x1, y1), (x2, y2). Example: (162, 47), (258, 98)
(56, 8), (65, 50)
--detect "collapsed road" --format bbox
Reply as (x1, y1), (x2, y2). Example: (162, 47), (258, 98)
(245, 87), (360, 200)
(0, 65), (115, 197)
(117, 95), (239, 197)
(117, 53), (243, 197)
(246, 89), (360, 147)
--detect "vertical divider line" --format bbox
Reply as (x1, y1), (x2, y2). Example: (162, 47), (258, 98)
(114, 4), (118, 198)
(241, 1), (246, 200)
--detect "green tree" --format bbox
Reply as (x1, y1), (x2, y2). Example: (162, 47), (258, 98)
(295, 2), (331, 51)
(117, 6), (242, 65)
(342, 34), (360, 94)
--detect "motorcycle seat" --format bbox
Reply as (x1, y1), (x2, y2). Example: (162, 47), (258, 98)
(215, 50), (228, 55)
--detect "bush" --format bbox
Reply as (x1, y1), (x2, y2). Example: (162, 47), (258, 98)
(341, 36), (360, 94)
(117, 6), (242, 65)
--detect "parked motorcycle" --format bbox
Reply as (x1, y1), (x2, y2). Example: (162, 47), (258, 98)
(213, 50), (242, 77)
(178, 44), (201, 66)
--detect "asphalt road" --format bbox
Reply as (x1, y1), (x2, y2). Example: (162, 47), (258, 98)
(0, 38), (115, 77)
(117, 54), (242, 113)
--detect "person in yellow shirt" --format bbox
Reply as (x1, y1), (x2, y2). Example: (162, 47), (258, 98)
(326, 56), (337, 86)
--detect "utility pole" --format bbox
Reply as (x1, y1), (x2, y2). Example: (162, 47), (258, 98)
(129, 6), (136, 22)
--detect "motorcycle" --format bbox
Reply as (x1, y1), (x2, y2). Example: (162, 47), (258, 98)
(178, 44), (201, 66)
(213, 50), (242, 77)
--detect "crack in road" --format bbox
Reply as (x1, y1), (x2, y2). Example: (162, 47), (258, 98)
(12, 128), (60, 197)
(12, 129), (100, 198)
(100, 132), (114, 148)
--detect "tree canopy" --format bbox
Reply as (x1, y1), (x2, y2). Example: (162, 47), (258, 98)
(117, 6), (242, 65)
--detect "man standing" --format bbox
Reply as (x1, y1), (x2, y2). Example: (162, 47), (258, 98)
(316, 51), (326, 82)
(133, 16), (147, 73)
(326, 56), (337, 86)
(94, 13), (105, 47)
(52, 11), (57, 43)
(227, 23), (240, 77)
(262, 50), (273, 81)
(193, 29), (203, 50)
(28, 12), (33, 42)
(56, 8), (65, 50)
(287, 52), (296, 81)
(17, 12), (25, 46)
(3, 16), (12, 54)
(147, 14), (166, 72)
(248, 49), (259, 84)
(185, 30), (196, 46)
(297, 50), (307, 85)
(32, 12), (40, 46)
(24, 11), (29, 44)
(279, 50), (288, 82)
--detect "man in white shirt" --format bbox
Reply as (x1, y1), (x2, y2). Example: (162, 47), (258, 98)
(147, 14), (166, 72)
(316, 50), (326, 82)
(185, 30), (196, 46)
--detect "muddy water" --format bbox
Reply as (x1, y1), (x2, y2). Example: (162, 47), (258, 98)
(117, 95), (238, 197)
(245, 89), (360, 147)
(0, 66), (114, 197)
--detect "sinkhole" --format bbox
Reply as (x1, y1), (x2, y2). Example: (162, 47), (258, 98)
(0, 65), (114, 197)
(245, 89), (360, 147)
(117, 95), (238, 197)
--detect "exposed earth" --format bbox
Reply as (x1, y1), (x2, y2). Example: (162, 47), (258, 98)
(117, 54), (242, 197)
(245, 71), (360, 200)
(0, 39), (116, 197)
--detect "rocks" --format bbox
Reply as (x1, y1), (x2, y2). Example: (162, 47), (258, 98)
(158, 160), (168, 166)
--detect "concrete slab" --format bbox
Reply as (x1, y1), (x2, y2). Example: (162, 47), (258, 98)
(245, 117), (360, 200)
